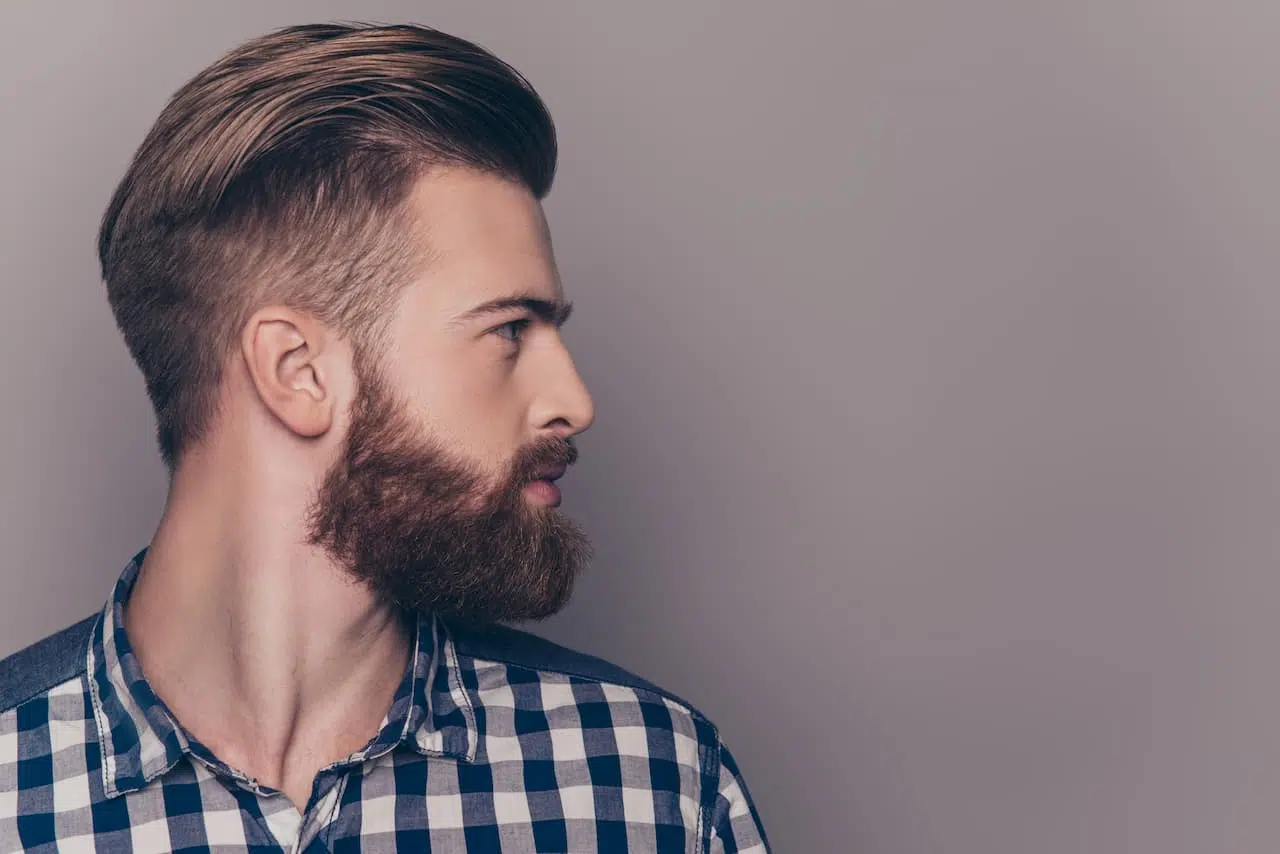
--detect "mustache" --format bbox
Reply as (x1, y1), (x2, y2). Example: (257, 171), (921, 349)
(515, 437), (578, 483)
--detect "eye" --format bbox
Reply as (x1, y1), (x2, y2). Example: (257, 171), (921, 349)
(493, 317), (532, 344)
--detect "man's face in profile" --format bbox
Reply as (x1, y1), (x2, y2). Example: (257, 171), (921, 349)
(307, 166), (596, 625)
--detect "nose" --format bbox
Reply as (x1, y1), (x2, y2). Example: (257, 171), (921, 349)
(531, 341), (595, 439)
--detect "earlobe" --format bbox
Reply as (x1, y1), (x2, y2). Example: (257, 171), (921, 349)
(241, 308), (336, 439)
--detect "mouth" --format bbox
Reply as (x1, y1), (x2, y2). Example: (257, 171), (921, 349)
(524, 478), (562, 506)
(533, 465), (567, 483)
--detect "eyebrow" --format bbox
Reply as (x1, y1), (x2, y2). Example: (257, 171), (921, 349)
(452, 293), (575, 327)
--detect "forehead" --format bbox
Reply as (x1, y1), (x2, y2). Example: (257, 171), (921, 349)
(401, 166), (562, 312)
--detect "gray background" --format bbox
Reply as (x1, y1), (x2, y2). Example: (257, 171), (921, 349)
(1, 1), (1274, 851)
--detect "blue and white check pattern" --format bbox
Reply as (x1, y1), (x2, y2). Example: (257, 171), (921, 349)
(0, 551), (769, 852)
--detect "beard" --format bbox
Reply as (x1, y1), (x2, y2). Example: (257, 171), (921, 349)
(305, 354), (594, 627)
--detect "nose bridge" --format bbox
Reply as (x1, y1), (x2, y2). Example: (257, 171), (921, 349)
(531, 332), (594, 434)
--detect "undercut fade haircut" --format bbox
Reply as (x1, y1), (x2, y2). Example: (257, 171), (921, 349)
(98, 23), (557, 472)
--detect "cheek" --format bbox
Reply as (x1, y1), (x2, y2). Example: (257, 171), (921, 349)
(382, 327), (526, 464)
(414, 371), (524, 468)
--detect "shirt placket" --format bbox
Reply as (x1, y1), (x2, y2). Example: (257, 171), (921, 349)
(296, 763), (358, 852)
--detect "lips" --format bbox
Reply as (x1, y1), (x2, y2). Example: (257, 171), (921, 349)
(533, 466), (567, 483)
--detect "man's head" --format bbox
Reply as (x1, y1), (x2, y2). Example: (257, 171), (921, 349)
(98, 23), (595, 623)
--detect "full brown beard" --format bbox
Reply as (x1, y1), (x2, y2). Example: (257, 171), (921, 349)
(305, 354), (593, 626)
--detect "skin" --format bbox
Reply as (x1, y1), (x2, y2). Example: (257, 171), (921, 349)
(123, 166), (596, 811)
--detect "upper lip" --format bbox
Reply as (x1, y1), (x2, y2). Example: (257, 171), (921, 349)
(534, 466), (567, 482)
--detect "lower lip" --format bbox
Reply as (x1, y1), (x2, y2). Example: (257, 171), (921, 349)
(525, 480), (562, 505)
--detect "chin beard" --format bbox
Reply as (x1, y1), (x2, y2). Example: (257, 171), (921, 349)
(305, 361), (593, 626)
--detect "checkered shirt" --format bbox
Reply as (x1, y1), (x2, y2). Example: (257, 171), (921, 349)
(0, 550), (769, 852)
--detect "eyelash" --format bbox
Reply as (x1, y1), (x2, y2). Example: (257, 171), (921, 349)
(494, 317), (532, 345)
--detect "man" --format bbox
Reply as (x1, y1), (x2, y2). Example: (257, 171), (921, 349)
(0, 23), (769, 853)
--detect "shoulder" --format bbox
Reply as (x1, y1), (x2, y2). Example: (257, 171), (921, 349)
(0, 614), (96, 713)
(448, 620), (720, 733)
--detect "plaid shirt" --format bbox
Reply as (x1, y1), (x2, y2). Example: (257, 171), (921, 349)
(0, 550), (769, 852)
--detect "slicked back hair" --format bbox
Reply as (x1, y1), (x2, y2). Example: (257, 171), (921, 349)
(98, 23), (557, 472)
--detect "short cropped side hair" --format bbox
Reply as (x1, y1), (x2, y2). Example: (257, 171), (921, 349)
(98, 23), (557, 471)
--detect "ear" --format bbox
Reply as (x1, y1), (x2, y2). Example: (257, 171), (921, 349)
(239, 306), (342, 439)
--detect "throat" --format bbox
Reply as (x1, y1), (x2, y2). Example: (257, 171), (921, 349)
(122, 540), (415, 812)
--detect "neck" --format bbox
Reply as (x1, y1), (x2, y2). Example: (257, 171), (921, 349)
(123, 445), (411, 806)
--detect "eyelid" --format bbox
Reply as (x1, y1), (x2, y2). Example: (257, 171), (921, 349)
(493, 316), (532, 342)
(492, 306), (569, 330)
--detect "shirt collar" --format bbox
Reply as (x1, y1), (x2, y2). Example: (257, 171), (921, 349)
(88, 547), (477, 799)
